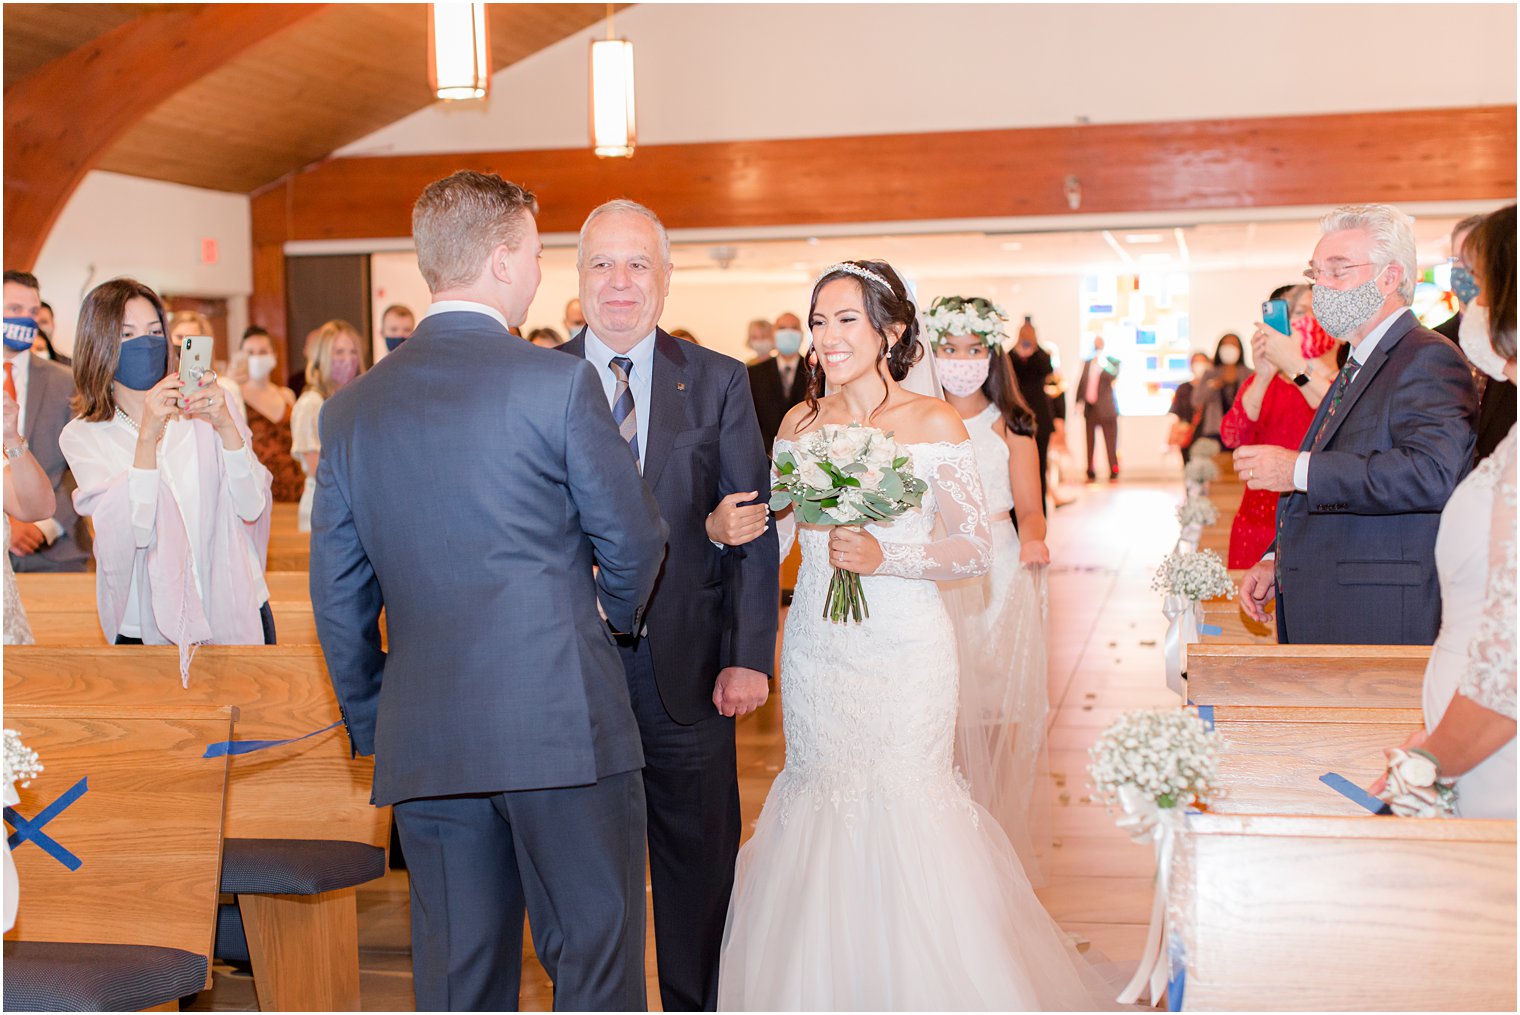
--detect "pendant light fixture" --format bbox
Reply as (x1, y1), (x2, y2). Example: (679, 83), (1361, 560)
(589, 5), (636, 158)
(429, 3), (490, 101)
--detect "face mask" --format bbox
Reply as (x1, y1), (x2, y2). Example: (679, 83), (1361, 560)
(3, 317), (37, 353)
(384, 336), (406, 353)
(1312, 276), (1386, 338)
(246, 353), (277, 382)
(1294, 315), (1337, 361)
(1218, 345), (1241, 366)
(937, 356), (991, 397)
(114, 334), (168, 391)
(1450, 264), (1480, 306)
(774, 329), (803, 356)
(1459, 305), (1509, 381)
(330, 357), (359, 389)
(33, 346), (50, 361)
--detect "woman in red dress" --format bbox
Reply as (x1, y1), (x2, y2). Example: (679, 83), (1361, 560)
(1220, 285), (1341, 568)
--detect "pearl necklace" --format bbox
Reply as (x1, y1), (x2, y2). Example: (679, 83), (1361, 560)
(115, 407), (164, 444)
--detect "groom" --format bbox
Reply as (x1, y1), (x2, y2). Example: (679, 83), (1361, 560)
(310, 172), (668, 1010)
(562, 199), (779, 1011)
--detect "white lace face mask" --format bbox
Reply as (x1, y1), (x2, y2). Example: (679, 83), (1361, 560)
(1459, 305), (1510, 381)
(937, 356), (991, 397)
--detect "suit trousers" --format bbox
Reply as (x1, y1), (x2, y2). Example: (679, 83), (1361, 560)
(620, 638), (741, 1012)
(394, 770), (648, 1012)
(1084, 414), (1119, 476)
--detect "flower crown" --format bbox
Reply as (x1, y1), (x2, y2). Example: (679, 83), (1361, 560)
(924, 295), (1009, 349)
(816, 262), (896, 294)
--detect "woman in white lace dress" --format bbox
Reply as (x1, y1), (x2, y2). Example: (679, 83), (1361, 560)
(927, 295), (1053, 885)
(3, 389), (55, 645)
(1373, 205), (1516, 818)
(718, 262), (1110, 1011)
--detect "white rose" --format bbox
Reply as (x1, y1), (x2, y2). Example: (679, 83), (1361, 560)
(798, 460), (831, 489)
(1399, 751), (1439, 787)
(857, 467), (885, 492)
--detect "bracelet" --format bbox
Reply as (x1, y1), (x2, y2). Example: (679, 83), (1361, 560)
(1377, 747), (1457, 818)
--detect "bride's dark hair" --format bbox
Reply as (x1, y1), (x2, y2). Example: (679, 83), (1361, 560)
(799, 259), (923, 428)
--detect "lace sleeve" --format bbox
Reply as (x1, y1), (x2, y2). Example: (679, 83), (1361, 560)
(1460, 431), (1517, 719)
(874, 442), (992, 581)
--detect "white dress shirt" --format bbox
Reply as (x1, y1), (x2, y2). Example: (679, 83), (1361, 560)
(583, 328), (657, 473)
(423, 300), (510, 331)
(1292, 307), (1410, 491)
(1084, 357), (1102, 403)
(59, 416), (267, 637)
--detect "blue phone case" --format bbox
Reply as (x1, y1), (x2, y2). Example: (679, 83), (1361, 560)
(1262, 299), (1291, 335)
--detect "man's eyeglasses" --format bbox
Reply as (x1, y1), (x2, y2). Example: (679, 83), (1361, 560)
(1303, 262), (1376, 284)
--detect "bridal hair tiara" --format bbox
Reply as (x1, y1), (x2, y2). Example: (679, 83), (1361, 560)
(816, 262), (896, 293)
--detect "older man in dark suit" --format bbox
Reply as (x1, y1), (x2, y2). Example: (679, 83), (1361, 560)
(1237, 204), (1477, 645)
(3, 271), (88, 572)
(311, 173), (668, 1011)
(562, 199), (779, 1012)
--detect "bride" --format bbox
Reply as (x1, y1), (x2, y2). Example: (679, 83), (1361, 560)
(716, 261), (1110, 1011)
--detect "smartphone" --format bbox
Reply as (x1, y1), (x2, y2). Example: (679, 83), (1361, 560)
(177, 335), (214, 409)
(1261, 298), (1291, 336)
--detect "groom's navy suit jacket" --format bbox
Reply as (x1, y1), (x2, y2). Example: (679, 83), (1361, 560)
(310, 311), (668, 806)
(562, 330), (779, 724)
(1273, 309), (1476, 645)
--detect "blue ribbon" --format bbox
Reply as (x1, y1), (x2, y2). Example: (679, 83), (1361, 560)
(1166, 930), (1187, 1011)
(202, 719), (343, 759)
(1319, 772), (1389, 814)
(1199, 623), (1223, 637)
(1195, 704), (1214, 731)
(5, 776), (88, 871)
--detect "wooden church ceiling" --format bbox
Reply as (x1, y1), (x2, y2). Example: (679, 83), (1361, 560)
(3, 3), (626, 193)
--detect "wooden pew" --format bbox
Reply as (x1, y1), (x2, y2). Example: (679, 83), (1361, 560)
(5, 646), (384, 1011)
(1199, 603), (1276, 644)
(1177, 812), (1517, 1011)
(3, 702), (233, 1011)
(16, 571), (322, 646)
(267, 502), (309, 571)
(1205, 705), (1423, 816)
(1187, 644), (1428, 709)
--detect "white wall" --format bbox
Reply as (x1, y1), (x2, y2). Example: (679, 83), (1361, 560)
(343, 3), (1516, 157)
(33, 171), (252, 357)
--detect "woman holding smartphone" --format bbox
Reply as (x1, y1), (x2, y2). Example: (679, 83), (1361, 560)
(1218, 284), (1339, 568)
(58, 279), (274, 664)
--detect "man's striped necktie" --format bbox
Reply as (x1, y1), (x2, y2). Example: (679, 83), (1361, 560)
(1311, 358), (1361, 450)
(610, 355), (640, 466)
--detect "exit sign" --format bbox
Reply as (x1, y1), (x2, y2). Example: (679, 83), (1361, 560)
(201, 238), (218, 265)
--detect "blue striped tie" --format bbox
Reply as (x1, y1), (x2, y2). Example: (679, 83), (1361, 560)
(609, 356), (639, 466)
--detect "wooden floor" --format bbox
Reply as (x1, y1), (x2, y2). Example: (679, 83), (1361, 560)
(188, 478), (1181, 1011)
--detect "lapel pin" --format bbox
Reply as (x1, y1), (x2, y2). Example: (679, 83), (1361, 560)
(676, 382), (686, 391)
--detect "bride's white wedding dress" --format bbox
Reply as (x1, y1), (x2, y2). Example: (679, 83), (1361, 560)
(718, 437), (1109, 1011)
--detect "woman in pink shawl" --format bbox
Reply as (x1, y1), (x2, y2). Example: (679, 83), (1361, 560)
(58, 279), (272, 682)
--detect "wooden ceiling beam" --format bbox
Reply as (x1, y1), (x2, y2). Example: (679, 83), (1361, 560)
(3, 3), (329, 270)
(272, 106), (1517, 243)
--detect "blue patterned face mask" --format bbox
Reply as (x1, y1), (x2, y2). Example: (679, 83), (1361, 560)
(1450, 264), (1480, 306)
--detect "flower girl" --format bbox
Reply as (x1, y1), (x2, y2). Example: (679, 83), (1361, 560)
(927, 295), (1053, 883)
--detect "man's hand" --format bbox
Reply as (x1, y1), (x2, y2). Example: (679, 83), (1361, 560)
(706, 491), (768, 547)
(8, 517), (45, 556)
(1238, 558), (1276, 623)
(1233, 445), (1298, 492)
(713, 666), (769, 718)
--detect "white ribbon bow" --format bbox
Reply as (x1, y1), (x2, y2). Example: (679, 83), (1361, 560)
(1162, 594), (1201, 696)
(1175, 522), (1202, 554)
(1115, 784), (1187, 1005)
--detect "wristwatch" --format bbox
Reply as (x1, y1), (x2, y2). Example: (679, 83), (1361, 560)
(3, 436), (28, 462)
(1291, 364), (1312, 387)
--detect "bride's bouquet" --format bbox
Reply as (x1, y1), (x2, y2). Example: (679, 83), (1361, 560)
(771, 424), (928, 623)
